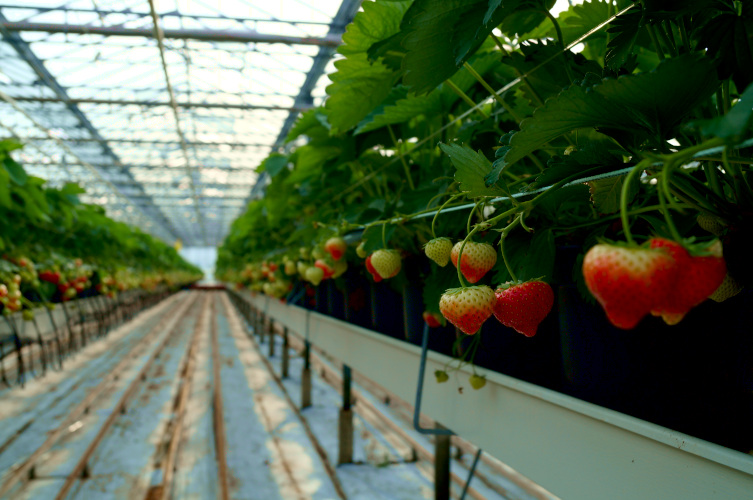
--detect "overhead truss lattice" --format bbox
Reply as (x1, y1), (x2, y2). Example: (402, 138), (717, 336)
(0, 0), (359, 247)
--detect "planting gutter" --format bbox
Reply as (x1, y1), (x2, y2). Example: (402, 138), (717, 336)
(238, 290), (753, 500)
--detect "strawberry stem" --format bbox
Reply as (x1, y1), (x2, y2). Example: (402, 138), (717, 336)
(657, 176), (684, 242)
(381, 223), (387, 249)
(388, 125), (415, 191)
(431, 194), (463, 239)
(499, 216), (521, 282)
(620, 159), (651, 245)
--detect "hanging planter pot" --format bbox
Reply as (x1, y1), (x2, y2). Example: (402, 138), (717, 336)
(369, 281), (404, 338)
(326, 279), (346, 320)
(343, 270), (371, 329)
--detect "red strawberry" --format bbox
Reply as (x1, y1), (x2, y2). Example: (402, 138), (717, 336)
(648, 238), (726, 325)
(582, 243), (677, 329)
(439, 286), (495, 335)
(325, 237), (347, 261)
(365, 255), (382, 282)
(493, 280), (554, 337)
(370, 250), (401, 279)
(422, 311), (444, 328)
(314, 259), (335, 279)
(451, 241), (497, 284)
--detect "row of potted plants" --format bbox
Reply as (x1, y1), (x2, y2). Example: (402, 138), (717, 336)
(218, 0), (752, 452)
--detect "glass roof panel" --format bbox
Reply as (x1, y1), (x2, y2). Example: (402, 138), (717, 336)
(0, 0), (358, 247)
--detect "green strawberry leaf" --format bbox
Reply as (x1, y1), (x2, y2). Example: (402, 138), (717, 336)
(492, 228), (555, 284)
(3, 156), (27, 186)
(501, 54), (719, 170)
(694, 81), (753, 141)
(399, 0), (552, 94)
(258, 154), (289, 178)
(0, 167), (10, 208)
(588, 173), (639, 215)
(324, 1), (409, 133)
(286, 108), (330, 143)
(439, 143), (505, 197)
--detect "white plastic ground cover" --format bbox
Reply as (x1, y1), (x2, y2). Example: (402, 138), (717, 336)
(239, 291), (753, 500)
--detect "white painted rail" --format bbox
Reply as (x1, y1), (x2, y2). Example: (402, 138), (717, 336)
(237, 291), (753, 500)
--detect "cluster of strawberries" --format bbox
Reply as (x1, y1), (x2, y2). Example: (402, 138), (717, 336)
(583, 238), (727, 329)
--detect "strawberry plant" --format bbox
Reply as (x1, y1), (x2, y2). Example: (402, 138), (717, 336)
(216, 0), (752, 441)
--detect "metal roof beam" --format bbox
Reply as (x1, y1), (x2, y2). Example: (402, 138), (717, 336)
(0, 21), (341, 47)
(0, 12), (180, 243)
(247, 0), (361, 202)
(8, 5), (333, 27)
(4, 136), (270, 147)
(10, 96), (312, 112)
(148, 0), (207, 245)
(20, 161), (257, 172)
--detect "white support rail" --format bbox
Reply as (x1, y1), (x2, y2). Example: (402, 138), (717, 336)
(237, 291), (753, 500)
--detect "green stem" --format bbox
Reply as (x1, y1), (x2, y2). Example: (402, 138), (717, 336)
(431, 194), (463, 239)
(657, 176), (684, 241)
(381, 222), (387, 249)
(499, 217), (520, 282)
(388, 125), (415, 191)
(545, 10), (575, 84)
(645, 23), (665, 60)
(620, 160), (652, 245)
(659, 21), (678, 57)
(463, 62), (520, 121)
(703, 162), (723, 197)
(722, 79), (731, 114)
(444, 80), (488, 119)
(679, 16), (691, 53)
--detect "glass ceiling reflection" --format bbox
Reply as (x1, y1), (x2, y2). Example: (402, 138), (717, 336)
(0, 0), (355, 246)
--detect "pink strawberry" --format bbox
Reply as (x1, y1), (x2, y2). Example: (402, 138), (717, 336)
(422, 311), (444, 328)
(451, 241), (497, 283)
(325, 237), (348, 261)
(370, 250), (401, 279)
(493, 280), (554, 337)
(314, 259), (335, 279)
(365, 255), (382, 282)
(583, 243), (678, 329)
(439, 286), (495, 335)
(648, 238), (726, 325)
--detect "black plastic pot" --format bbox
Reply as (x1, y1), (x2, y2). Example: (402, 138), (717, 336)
(326, 279), (346, 320)
(343, 271), (372, 329)
(369, 281), (404, 338)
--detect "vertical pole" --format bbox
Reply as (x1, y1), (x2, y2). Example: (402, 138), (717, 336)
(435, 423), (451, 500)
(301, 340), (312, 409)
(281, 326), (289, 378)
(338, 364), (354, 465)
(268, 321), (275, 357)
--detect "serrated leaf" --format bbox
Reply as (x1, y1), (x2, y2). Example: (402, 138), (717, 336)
(399, 0), (552, 94)
(324, 1), (408, 133)
(0, 139), (23, 153)
(340, 0), (411, 56)
(532, 136), (626, 188)
(439, 143), (504, 197)
(501, 39), (603, 106)
(0, 167), (10, 208)
(326, 55), (401, 134)
(3, 156), (27, 186)
(695, 81), (753, 140)
(355, 51), (500, 135)
(588, 174), (638, 214)
(605, 9), (642, 71)
(259, 154), (289, 178)
(503, 55), (719, 168)
(286, 109), (330, 143)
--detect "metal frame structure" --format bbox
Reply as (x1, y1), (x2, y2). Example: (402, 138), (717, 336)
(0, 0), (360, 247)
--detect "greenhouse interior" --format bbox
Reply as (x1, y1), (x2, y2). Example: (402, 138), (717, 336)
(0, 0), (751, 498)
